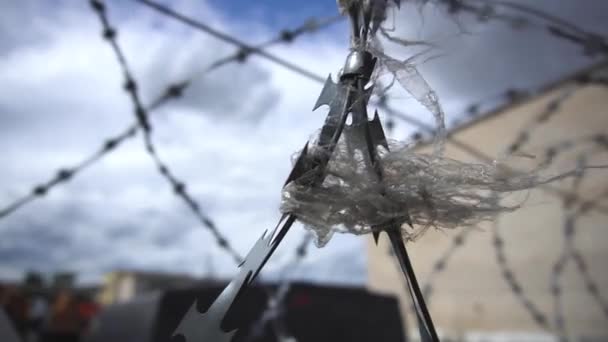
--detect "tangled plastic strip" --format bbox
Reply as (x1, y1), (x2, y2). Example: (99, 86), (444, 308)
(281, 136), (607, 247)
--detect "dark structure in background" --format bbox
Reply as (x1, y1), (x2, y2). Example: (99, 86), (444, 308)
(0, 307), (20, 342)
(85, 283), (405, 342)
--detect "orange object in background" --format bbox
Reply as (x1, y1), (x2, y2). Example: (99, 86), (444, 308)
(47, 291), (81, 334)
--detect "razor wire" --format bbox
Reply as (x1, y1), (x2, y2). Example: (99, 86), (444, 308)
(3, 0), (604, 224)
(91, 2), (320, 340)
(0, 1), (607, 340)
(71, 2), (608, 340)
(129, 0), (608, 215)
(0, 5), (334, 337)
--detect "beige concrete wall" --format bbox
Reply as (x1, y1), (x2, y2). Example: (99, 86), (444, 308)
(367, 84), (608, 340)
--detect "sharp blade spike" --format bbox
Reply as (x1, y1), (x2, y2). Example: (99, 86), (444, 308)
(173, 301), (237, 342)
(373, 231), (381, 245)
(313, 75), (339, 111)
(368, 110), (389, 148)
(284, 142), (310, 186)
(173, 230), (278, 342)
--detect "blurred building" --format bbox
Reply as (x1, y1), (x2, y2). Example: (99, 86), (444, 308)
(367, 62), (608, 341)
(86, 282), (405, 342)
(97, 270), (212, 305)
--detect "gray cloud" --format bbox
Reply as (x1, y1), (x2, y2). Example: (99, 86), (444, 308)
(378, 0), (608, 131)
(0, 0), (366, 285)
(1, 0), (605, 286)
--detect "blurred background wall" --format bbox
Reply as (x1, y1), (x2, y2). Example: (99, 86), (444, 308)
(368, 65), (608, 341)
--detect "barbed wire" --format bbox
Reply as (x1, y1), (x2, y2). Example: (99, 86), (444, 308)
(134, 0), (329, 84)
(419, 136), (607, 329)
(1, 1), (606, 338)
(551, 182), (608, 340)
(91, 0), (244, 264)
(88, 2), (608, 339)
(415, 76), (607, 336)
(0, 126), (138, 220)
(571, 250), (608, 318)
(387, 72), (608, 215)
(492, 141), (608, 334)
(422, 228), (472, 300)
(131, 0), (608, 217)
(550, 153), (589, 341)
(504, 85), (579, 156)
(492, 222), (550, 329)
(91, 3), (324, 338)
(2, 0), (604, 225)
(432, 0), (608, 57)
(0, 2), (340, 229)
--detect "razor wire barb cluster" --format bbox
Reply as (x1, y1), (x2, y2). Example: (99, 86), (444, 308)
(0, 1), (340, 260)
(0, 0), (607, 340)
(3, 0), (607, 225)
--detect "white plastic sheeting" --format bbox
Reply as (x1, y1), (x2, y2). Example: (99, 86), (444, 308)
(281, 137), (605, 247)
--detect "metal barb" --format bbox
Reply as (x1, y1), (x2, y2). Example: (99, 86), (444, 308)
(173, 39), (363, 341)
(174, 229), (281, 342)
(173, 2), (438, 340)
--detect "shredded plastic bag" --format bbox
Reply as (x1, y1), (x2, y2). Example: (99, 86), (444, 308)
(368, 36), (447, 156)
(284, 0), (607, 248)
(280, 137), (604, 247)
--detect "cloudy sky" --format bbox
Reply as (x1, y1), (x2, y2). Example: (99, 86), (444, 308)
(0, 0), (606, 285)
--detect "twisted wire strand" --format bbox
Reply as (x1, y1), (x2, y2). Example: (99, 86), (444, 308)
(131, 0), (608, 216)
(493, 145), (607, 332)
(91, 5), (329, 331)
(418, 82), (607, 332)
(492, 222), (550, 329)
(422, 228), (472, 300)
(0, 126), (138, 220)
(434, 0), (608, 56)
(134, 0), (328, 83)
(550, 154), (589, 340)
(551, 184), (608, 340)
(0, 3), (340, 230)
(91, 0), (244, 263)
